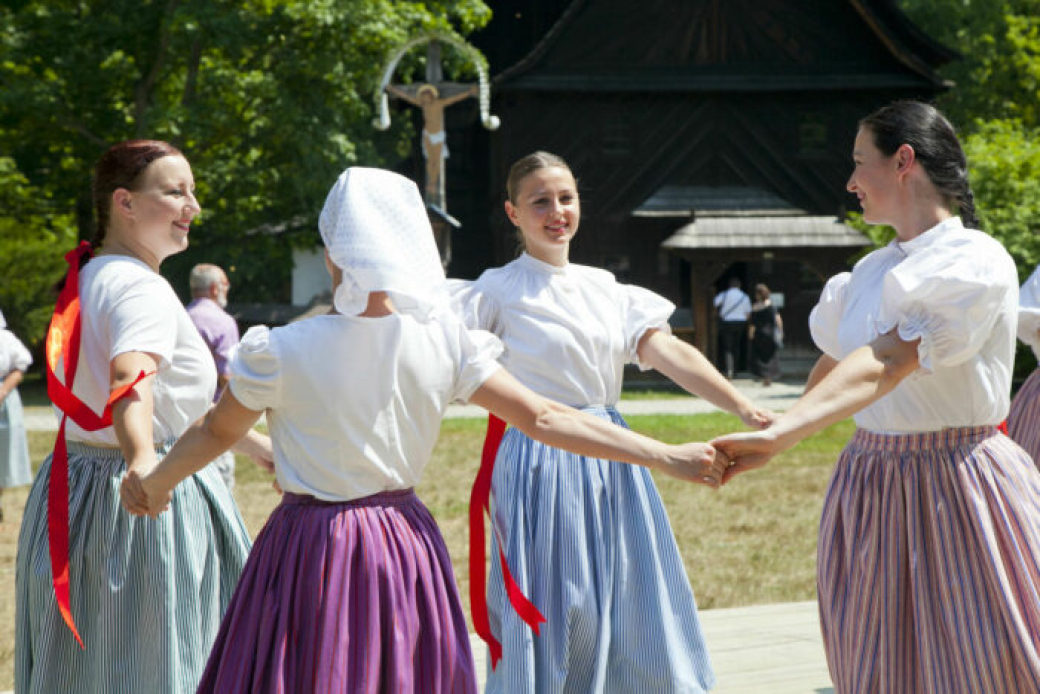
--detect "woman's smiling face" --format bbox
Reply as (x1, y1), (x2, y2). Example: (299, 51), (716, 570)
(505, 166), (580, 266)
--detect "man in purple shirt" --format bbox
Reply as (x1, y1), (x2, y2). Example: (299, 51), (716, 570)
(186, 263), (239, 488)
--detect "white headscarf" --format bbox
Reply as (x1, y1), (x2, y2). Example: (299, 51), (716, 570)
(318, 167), (448, 320)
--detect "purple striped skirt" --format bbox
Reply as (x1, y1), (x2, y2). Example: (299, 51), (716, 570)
(1009, 368), (1040, 466)
(197, 488), (477, 694)
(818, 427), (1040, 693)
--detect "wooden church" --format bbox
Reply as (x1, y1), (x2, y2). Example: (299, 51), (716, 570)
(410, 0), (957, 362)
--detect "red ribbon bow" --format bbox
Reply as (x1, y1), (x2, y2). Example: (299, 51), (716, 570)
(469, 414), (547, 668)
(45, 242), (151, 648)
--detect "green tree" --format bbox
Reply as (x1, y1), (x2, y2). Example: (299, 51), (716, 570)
(0, 0), (490, 344)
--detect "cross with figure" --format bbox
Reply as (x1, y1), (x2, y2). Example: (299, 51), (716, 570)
(384, 79), (477, 211)
(374, 36), (499, 214)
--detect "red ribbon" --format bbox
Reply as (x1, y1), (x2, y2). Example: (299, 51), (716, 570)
(469, 414), (547, 668)
(44, 242), (151, 648)
(997, 420), (1009, 436)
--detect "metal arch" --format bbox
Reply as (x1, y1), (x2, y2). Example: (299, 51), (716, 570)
(372, 31), (500, 132)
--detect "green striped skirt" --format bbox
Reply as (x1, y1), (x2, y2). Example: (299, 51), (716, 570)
(15, 441), (252, 693)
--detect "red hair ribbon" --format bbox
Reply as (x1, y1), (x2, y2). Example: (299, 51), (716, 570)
(997, 420), (1009, 436)
(469, 414), (547, 668)
(45, 242), (152, 648)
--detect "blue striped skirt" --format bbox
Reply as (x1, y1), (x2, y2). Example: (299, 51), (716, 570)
(818, 427), (1040, 693)
(485, 406), (715, 694)
(15, 441), (252, 693)
(1009, 368), (1040, 466)
(0, 388), (32, 488)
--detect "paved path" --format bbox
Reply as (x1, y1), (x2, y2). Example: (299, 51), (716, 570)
(468, 601), (833, 693)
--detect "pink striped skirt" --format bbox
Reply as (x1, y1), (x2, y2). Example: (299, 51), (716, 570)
(197, 489), (477, 694)
(818, 427), (1040, 693)
(1009, 368), (1040, 466)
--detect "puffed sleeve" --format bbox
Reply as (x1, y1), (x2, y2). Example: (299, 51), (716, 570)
(107, 276), (178, 367)
(449, 316), (505, 404)
(809, 273), (852, 359)
(448, 278), (500, 333)
(228, 326), (281, 411)
(621, 283), (675, 369)
(1018, 266), (1040, 358)
(875, 252), (1012, 372)
(0, 331), (32, 374)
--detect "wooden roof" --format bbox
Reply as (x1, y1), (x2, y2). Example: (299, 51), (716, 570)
(661, 214), (871, 250)
(496, 0), (956, 92)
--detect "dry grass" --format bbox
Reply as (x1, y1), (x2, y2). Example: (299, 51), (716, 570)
(0, 414), (853, 689)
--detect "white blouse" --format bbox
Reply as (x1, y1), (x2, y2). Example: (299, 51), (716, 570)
(1018, 265), (1040, 360)
(809, 217), (1019, 433)
(228, 311), (502, 502)
(450, 252), (675, 407)
(62, 255), (217, 445)
(0, 329), (32, 377)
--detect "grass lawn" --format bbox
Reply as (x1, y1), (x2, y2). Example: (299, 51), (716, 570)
(0, 413), (853, 689)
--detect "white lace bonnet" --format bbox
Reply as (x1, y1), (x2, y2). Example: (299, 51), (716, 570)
(318, 167), (447, 320)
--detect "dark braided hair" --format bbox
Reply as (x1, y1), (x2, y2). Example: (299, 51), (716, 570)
(56, 140), (183, 291)
(860, 101), (980, 229)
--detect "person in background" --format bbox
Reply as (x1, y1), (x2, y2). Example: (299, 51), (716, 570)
(120, 167), (728, 694)
(0, 308), (33, 523)
(714, 101), (1040, 692)
(187, 263), (239, 488)
(748, 283), (783, 386)
(1008, 264), (1040, 463)
(714, 276), (751, 379)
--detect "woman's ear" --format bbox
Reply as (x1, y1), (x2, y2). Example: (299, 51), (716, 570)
(112, 188), (133, 217)
(504, 199), (520, 227)
(895, 144), (916, 180)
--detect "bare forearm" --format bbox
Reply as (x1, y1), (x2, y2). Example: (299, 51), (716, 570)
(0, 369), (24, 399)
(644, 333), (754, 415)
(112, 394), (157, 472)
(519, 402), (673, 470)
(774, 344), (906, 449)
(803, 354), (839, 394)
(150, 411), (239, 491)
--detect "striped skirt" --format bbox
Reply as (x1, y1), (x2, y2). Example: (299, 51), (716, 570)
(485, 406), (715, 694)
(197, 489), (477, 694)
(1009, 367), (1040, 465)
(0, 388), (32, 488)
(818, 427), (1040, 693)
(15, 441), (251, 694)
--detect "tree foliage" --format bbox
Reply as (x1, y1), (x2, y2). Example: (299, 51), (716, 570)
(0, 0), (490, 346)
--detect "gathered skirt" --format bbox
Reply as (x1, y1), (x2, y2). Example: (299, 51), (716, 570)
(818, 427), (1040, 693)
(1009, 367), (1040, 465)
(0, 388), (32, 488)
(197, 488), (477, 694)
(485, 406), (715, 694)
(15, 441), (251, 694)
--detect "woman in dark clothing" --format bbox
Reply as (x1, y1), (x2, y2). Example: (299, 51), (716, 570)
(748, 283), (782, 386)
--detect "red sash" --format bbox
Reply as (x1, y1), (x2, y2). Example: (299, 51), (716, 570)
(45, 242), (151, 648)
(468, 414), (547, 668)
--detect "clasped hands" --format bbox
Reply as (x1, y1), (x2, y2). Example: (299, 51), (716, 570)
(667, 405), (784, 488)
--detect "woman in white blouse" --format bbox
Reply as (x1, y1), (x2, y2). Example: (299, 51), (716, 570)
(0, 308), (33, 523)
(714, 101), (1040, 692)
(451, 151), (773, 693)
(1009, 265), (1040, 463)
(119, 168), (727, 694)
(15, 140), (264, 693)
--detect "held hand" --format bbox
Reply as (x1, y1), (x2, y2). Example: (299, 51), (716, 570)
(119, 468), (150, 516)
(139, 471), (174, 518)
(659, 443), (727, 488)
(710, 429), (783, 484)
(738, 404), (776, 430)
